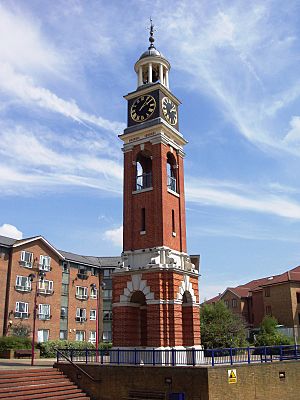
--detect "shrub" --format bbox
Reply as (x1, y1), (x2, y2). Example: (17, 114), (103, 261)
(0, 336), (32, 351)
(10, 322), (31, 338)
(255, 316), (293, 346)
(38, 340), (96, 358)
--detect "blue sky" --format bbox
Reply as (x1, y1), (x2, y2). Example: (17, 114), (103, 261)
(1, 0), (300, 300)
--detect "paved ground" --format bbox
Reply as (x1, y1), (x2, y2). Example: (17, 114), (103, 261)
(0, 358), (56, 369)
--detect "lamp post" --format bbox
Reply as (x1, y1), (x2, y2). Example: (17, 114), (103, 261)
(29, 270), (45, 366)
(91, 276), (105, 362)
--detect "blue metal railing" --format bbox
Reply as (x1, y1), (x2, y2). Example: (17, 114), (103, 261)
(56, 345), (300, 367)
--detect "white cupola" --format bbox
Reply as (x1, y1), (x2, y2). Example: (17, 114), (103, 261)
(134, 20), (171, 89)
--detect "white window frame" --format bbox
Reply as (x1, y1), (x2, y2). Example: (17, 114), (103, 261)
(76, 308), (86, 322)
(38, 279), (54, 294)
(76, 286), (88, 300)
(37, 329), (49, 343)
(38, 304), (51, 320)
(39, 255), (51, 271)
(15, 276), (31, 291)
(90, 309), (97, 321)
(15, 302), (29, 318)
(90, 287), (97, 299)
(89, 331), (96, 343)
(20, 251), (33, 268)
(75, 330), (85, 342)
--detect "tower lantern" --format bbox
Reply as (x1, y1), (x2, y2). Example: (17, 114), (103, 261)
(112, 22), (201, 353)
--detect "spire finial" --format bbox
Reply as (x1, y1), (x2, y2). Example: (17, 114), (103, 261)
(148, 17), (155, 49)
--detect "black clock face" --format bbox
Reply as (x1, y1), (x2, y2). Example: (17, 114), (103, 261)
(162, 97), (177, 126)
(130, 95), (156, 123)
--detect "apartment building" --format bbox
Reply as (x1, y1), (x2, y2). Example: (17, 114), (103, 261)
(204, 266), (300, 337)
(0, 234), (120, 343)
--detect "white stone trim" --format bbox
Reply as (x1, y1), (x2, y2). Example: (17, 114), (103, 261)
(118, 273), (155, 304)
(176, 275), (197, 303)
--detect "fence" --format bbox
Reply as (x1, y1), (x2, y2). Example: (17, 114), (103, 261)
(56, 345), (300, 367)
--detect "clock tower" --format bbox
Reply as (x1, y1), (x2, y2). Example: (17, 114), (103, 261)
(112, 22), (201, 352)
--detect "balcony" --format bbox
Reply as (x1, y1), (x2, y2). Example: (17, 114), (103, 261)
(37, 288), (54, 295)
(15, 285), (31, 292)
(38, 314), (51, 321)
(14, 312), (29, 319)
(19, 261), (32, 269)
(38, 263), (51, 272)
(77, 272), (88, 280)
(75, 294), (88, 300)
(136, 173), (152, 191)
(167, 175), (177, 192)
(76, 317), (87, 323)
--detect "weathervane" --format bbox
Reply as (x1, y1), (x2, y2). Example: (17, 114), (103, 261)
(148, 17), (155, 49)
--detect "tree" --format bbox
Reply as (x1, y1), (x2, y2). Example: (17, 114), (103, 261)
(200, 301), (247, 349)
(10, 322), (31, 338)
(255, 316), (292, 346)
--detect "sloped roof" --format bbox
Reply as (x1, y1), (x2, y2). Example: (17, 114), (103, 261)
(0, 235), (17, 247)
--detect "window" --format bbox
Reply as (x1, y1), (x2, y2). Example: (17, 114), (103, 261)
(297, 293), (300, 304)
(38, 279), (53, 294)
(224, 300), (229, 307)
(91, 267), (97, 276)
(15, 276), (31, 292)
(135, 151), (152, 191)
(266, 305), (272, 315)
(38, 304), (51, 320)
(167, 152), (177, 192)
(37, 329), (49, 343)
(76, 330), (85, 341)
(15, 302), (29, 318)
(172, 209), (175, 234)
(77, 267), (88, 279)
(76, 286), (88, 300)
(90, 287), (97, 299)
(89, 331), (96, 343)
(62, 262), (69, 273)
(264, 287), (270, 297)
(39, 255), (51, 271)
(20, 251), (33, 268)
(60, 307), (68, 319)
(60, 330), (67, 340)
(103, 331), (112, 342)
(232, 299), (237, 308)
(103, 269), (112, 278)
(103, 289), (112, 299)
(90, 310), (97, 320)
(141, 208), (146, 232)
(103, 310), (113, 321)
(62, 283), (69, 296)
(76, 308), (86, 322)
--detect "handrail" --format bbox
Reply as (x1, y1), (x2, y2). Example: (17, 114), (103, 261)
(56, 348), (101, 382)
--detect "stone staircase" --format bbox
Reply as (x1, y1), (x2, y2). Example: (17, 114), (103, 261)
(0, 368), (91, 399)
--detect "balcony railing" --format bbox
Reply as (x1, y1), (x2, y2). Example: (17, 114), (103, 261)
(76, 317), (87, 323)
(39, 263), (51, 272)
(15, 285), (31, 292)
(38, 288), (54, 295)
(19, 261), (32, 268)
(167, 175), (177, 192)
(77, 273), (88, 280)
(136, 173), (152, 191)
(38, 314), (51, 320)
(76, 294), (88, 300)
(14, 312), (29, 319)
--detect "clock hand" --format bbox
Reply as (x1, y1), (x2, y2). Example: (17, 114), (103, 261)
(140, 98), (152, 111)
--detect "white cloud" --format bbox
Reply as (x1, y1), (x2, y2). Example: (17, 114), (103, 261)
(283, 116), (300, 144)
(0, 224), (23, 239)
(186, 178), (300, 220)
(104, 226), (123, 248)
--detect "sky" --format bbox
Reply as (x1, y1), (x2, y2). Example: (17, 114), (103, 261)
(1, 0), (300, 300)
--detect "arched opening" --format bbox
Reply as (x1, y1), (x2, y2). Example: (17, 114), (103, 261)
(167, 152), (177, 192)
(136, 151), (152, 191)
(182, 291), (194, 346)
(130, 291), (147, 347)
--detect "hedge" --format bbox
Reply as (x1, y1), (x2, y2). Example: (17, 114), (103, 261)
(0, 336), (32, 350)
(38, 340), (112, 358)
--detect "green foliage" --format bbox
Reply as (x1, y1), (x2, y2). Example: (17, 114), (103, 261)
(255, 316), (293, 346)
(0, 336), (32, 350)
(38, 340), (110, 358)
(200, 301), (247, 349)
(10, 322), (31, 337)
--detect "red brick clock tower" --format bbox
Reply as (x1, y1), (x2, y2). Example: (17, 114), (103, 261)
(112, 23), (201, 351)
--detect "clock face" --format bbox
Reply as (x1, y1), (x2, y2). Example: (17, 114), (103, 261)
(162, 97), (177, 126)
(130, 95), (156, 123)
